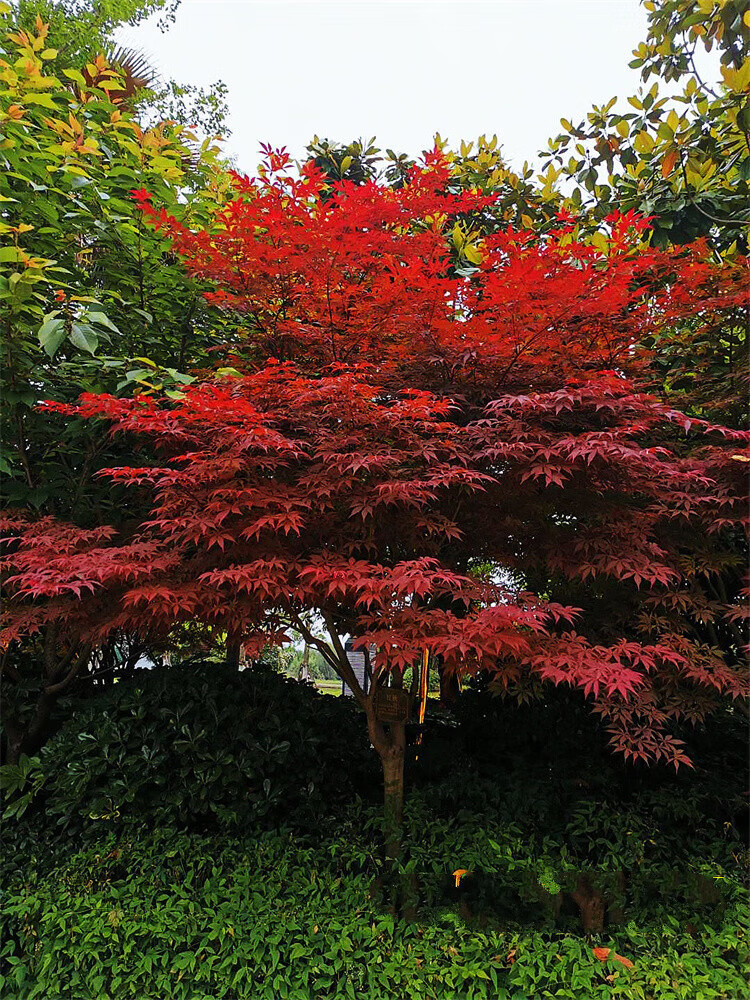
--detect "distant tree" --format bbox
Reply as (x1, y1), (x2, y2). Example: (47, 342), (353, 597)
(305, 132), (564, 233)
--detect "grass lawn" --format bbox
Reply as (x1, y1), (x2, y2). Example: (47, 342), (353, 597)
(314, 678), (344, 695)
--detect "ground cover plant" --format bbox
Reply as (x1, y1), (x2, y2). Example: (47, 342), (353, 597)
(2, 827), (746, 1000)
(2, 672), (747, 999)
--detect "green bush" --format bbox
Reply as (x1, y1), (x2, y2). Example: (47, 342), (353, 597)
(1, 824), (747, 1000)
(414, 685), (748, 861)
(2, 662), (377, 848)
(400, 687), (748, 935)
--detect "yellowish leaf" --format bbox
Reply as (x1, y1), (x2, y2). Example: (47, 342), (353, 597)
(721, 58), (750, 93)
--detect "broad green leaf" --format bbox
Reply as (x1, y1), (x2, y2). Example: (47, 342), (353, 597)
(83, 311), (121, 334)
(69, 323), (99, 355)
(21, 94), (61, 110)
(62, 68), (86, 85)
(0, 247), (24, 263)
(38, 318), (66, 357)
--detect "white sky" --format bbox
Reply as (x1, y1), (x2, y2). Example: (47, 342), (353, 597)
(118, 0), (652, 175)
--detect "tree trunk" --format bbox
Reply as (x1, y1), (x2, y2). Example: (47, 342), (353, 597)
(381, 740), (406, 863)
(571, 874), (606, 934)
(298, 643), (310, 681)
(1, 634), (91, 764)
(226, 635), (242, 670)
(367, 706), (417, 915)
(438, 659), (460, 709)
(2, 718), (23, 766)
(316, 618), (414, 911)
(3, 689), (57, 765)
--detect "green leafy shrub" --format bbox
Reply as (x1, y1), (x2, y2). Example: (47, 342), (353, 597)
(416, 684), (747, 854)
(2, 662), (377, 848)
(1, 824), (747, 1000)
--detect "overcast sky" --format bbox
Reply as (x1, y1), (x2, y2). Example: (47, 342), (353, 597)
(118, 0), (652, 175)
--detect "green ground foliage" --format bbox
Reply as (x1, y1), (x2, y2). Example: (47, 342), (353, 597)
(2, 670), (747, 999)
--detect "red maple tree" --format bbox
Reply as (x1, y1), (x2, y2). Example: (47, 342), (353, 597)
(2, 152), (748, 855)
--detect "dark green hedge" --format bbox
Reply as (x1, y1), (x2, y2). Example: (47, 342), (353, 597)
(3, 662), (376, 849)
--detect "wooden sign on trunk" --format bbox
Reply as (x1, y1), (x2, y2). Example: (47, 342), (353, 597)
(374, 687), (411, 723)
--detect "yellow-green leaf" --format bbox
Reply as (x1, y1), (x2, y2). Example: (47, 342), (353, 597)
(463, 244), (483, 265)
(21, 94), (60, 110)
(62, 68), (86, 86)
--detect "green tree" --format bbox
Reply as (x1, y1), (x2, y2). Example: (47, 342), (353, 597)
(305, 133), (565, 235)
(1, 16), (230, 518)
(13, 0), (229, 136)
(542, 0), (749, 249)
(0, 16), (235, 756)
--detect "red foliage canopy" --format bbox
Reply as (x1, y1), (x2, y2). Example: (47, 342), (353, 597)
(3, 152), (748, 766)
(131, 152), (748, 397)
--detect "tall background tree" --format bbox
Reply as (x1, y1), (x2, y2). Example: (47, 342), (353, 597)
(543, 0), (749, 250)
(0, 13), (233, 755)
(12, 0), (229, 135)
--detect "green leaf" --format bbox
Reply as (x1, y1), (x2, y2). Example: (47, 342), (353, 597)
(38, 318), (66, 357)
(62, 69), (86, 86)
(69, 323), (99, 355)
(83, 311), (121, 334)
(21, 94), (61, 110)
(0, 247), (24, 264)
